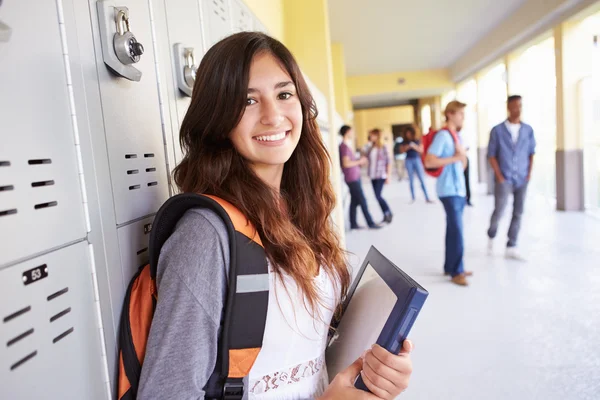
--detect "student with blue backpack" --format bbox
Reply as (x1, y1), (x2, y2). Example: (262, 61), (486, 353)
(128, 32), (413, 400)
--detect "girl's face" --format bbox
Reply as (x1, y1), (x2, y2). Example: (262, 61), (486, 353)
(230, 52), (303, 174)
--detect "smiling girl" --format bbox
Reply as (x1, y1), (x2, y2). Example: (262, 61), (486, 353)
(138, 32), (413, 400)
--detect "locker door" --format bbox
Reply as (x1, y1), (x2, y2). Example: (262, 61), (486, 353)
(201, 0), (232, 49)
(91, 0), (169, 225)
(230, 0), (253, 32)
(116, 216), (153, 296)
(162, 0), (205, 166)
(0, 242), (105, 399)
(0, 0), (87, 266)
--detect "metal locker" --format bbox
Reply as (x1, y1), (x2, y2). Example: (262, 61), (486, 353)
(160, 0), (205, 168)
(304, 74), (330, 130)
(230, 0), (253, 33)
(0, 242), (105, 399)
(91, 0), (169, 225)
(0, 0), (87, 267)
(116, 216), (153, 298)
(201, 0), (233, 49)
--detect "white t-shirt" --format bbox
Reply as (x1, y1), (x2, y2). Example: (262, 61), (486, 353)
(369, 147), (379, 178)
(248, 262), (337, 399)
(505, 121), (521, 144)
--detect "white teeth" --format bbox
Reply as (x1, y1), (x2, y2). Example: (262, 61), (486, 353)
(255, 132), (287, 142)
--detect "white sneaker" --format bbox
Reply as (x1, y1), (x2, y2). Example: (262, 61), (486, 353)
(487, 239), (494, 256)
(505, 247), (527, 261)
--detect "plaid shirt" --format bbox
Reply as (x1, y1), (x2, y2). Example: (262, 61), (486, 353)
(487, 121), (536, 188)
(367, 146), (390, 180)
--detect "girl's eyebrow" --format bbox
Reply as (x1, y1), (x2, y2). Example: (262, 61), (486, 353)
(248, 81), (294, 94)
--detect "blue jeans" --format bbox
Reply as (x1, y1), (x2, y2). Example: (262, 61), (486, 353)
(371, 179), (391, 215)
(347, 180), (375, 228)
(405, 157), (430, 201)
(440, 196), (466, 277)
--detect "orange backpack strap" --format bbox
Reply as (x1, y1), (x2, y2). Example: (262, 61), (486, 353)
(144, 193), (268, 400)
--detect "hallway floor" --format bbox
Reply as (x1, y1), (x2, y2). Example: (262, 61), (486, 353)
(343, 177), (600, 400)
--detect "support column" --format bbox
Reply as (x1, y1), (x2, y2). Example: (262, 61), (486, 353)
(431, 96), (442, 131)
(554, 23), (590, 211)
(475, 75), (492, 189)
(504, 54), (514, 96)
(331, 42), (352, 123)
(283, 0), (346, 236)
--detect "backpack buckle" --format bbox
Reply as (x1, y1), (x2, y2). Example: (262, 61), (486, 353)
(222, 378), (244, 400)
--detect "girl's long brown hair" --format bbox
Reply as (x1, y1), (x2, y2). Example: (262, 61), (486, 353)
(174, 32), (350, 313)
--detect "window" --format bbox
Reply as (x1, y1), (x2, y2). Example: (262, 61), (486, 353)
(508, 36), (556, 198)
(421, 105), (432, 132)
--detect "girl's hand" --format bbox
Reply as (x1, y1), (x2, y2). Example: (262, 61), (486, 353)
(360, 340), (413, 399)
(319, 358), (378, 400)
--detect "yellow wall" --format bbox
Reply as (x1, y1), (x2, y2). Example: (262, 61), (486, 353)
(347, 69), (454, 98)
(281, 0), (346, 237)
(243, 0), (285, 41)
(331, 43), (352, 122)
(283, 0), (334, 96)
(354, 105), (414, 148)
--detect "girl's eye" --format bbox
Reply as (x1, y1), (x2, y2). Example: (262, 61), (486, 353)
(247, 98), (257, 106)
(278, 92), (293, 100)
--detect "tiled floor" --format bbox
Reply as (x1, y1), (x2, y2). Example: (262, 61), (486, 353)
(343, 177), (600, 400)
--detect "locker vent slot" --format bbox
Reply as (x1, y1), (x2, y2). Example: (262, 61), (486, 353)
(34, 201), (58, 210)
(146, 168), (156, 172)
(144, 153), (155, 158)
(47, 287), (69, 301)
(125, 154), (137, 159)
(129, 185), (141, 191)
(127, 170), (139, 175)
(137, 247), (148, 256)
(28, 159), (52, 165)
(0, 161), (10, 167)
(53, 327), (74, 344)
(31, 180), (55, 188)
(3, 306), (31, 323)
(7, 329), (34, 347)
(147, 182), (158, 187)
(10, 351), (37, 371)
(0, 209), (17, 217)
(50, 308), (71, 323)
(0, 185), (14, 192)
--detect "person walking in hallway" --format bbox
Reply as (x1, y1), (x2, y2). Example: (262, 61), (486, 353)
(462, 131), (473, 206)
(401, 126), (433, 204)
(339, 125), (381, 230)
(424, 101), (471, 286)
(463, 157), (472, 206)
(487, 95), (536, 260)
(367, 128), (393, 224)
(393, 136), (407, 181)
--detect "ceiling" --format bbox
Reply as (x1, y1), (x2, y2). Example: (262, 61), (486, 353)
(352, 88), (452, 109)
(328, 0), (527, 76)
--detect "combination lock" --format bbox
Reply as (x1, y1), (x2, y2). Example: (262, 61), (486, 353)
(113, 9), (144, 65)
